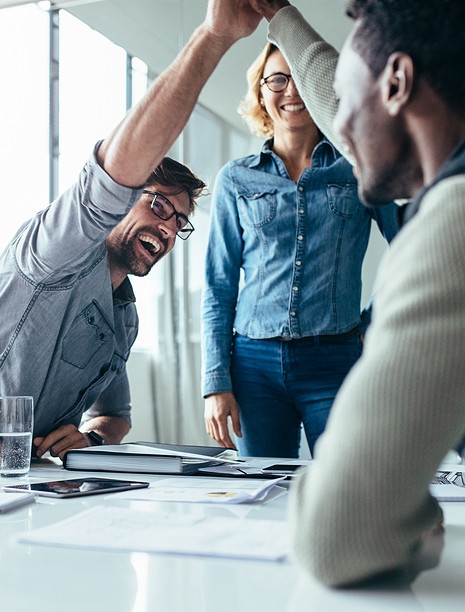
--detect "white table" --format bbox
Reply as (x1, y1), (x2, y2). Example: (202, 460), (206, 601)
(1, 460), (465, 612)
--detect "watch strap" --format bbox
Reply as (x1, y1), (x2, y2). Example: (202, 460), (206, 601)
(85, 430), (104, 446)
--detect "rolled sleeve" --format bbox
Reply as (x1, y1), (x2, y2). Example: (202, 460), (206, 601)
(268, 7), (342, 153)
(81, 368), (132, 427)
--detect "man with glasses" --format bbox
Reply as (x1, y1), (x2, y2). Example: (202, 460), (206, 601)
(143, 190), (195, 240)
(0, 0), (262, 459)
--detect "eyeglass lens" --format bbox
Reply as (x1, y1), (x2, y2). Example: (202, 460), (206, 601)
(143, 191), (194, 239)
(151, 194), (185, 225)
(263, 73), (290, 92)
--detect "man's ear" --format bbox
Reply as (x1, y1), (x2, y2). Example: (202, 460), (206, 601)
(381, 52), (414, 116)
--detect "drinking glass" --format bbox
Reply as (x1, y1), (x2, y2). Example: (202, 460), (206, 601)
(0, 396), (34, 477)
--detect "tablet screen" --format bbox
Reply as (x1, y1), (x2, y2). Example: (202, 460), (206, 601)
(3, 477), (149, 498)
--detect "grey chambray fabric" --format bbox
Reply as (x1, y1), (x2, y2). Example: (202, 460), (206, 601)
(0, 142), (142, 437)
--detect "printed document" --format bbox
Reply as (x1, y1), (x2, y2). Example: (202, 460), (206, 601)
(17, 506), (289, 561)
(109, 476), (286, 504)
(430, 470), (465, 501)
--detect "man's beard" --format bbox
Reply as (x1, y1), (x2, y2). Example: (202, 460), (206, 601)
(359, 154), (423, 207)
(108, 236), (155, 278)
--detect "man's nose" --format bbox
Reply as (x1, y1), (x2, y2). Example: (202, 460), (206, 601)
(158, 216), (178, 238)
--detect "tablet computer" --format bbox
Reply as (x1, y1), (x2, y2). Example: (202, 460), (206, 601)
(2, 477), (149, 498)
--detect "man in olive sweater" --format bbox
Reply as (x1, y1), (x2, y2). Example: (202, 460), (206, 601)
(251, 0), (465, 587)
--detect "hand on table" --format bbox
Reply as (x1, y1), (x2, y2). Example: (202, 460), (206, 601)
(33, 424), (91, 461)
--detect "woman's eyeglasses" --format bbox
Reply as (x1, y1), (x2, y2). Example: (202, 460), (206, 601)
(260, 72), (293, 93)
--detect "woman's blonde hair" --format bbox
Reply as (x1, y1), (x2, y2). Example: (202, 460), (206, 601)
(237, 42), (279, 139)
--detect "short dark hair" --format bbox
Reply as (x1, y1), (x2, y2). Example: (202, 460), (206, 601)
(346, 0), (465, 117)
(146, 157), (206, 214)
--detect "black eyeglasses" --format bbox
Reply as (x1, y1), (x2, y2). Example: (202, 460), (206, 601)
(142, 190), (194, 240)
(260, 72), (293, 93)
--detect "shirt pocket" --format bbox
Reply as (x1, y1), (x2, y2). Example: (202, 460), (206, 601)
(236, 186), (277, 228)
(326, 183), (361, 218)
(62, 300), (114, 369)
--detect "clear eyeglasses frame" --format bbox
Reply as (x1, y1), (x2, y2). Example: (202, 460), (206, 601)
(259, 72), (293, 93)
(142, 189), (194, 240)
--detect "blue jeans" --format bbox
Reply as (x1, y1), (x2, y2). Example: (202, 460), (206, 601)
(230, 333), (363, 458)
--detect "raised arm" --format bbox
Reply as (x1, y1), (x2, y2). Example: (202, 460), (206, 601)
(98, 0), (262, 187)
(251, 1), (348, 157)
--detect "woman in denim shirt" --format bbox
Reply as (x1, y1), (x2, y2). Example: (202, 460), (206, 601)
(201, 43), (399, 457)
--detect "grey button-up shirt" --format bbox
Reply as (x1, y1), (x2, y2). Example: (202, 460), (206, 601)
(0, 143), (141, 437)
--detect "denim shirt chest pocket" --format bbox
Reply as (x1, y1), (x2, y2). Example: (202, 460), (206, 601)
(236, 184), (278, 228)
(326, 182), (361, 218)
(62, 300), (114, 369)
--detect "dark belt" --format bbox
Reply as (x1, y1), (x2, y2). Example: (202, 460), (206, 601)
(275, 327), (360, 344)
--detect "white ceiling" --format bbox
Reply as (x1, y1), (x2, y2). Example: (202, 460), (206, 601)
(64, 0), (351, 134)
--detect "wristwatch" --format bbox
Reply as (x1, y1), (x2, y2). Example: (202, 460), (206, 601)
(85, 430), (104, 446)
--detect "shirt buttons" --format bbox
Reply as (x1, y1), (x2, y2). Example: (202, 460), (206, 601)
(290, 311), (296, 317)
(295, 260), (302, 266)
(298, 186), (304, 192)
(299, 208), (305, 214)
(292, 286), (299, 292)
(297, 235), (303, 241)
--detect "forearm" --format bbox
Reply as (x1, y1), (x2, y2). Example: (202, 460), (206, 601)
(289, 185), (465, 586)
(268, 6), (349, 158)
(201, 168), (242, 395)
(201, 331), (235, 396)
(201, 304), (237, 395)
(99, 27), (228, 186)
(98, 0), (261, 186)
(81, 416), (130, 445)
(289, 456), (442, 587)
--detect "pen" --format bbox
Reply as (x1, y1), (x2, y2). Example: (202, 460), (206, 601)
(0, 491), (36, 514)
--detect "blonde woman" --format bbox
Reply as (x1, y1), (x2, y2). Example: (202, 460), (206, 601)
(201, 43), (399, 457)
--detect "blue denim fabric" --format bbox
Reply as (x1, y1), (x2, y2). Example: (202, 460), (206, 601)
(0, 143), (141, 438)
(231, 333), (363, 458)
(201, 138), (400, 397)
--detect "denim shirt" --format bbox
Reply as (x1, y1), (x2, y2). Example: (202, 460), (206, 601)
(201, 139), (400, 397)
(0, 143), (141, 437)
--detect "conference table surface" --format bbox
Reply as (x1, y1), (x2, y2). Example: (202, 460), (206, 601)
(1, 458), (465, 612)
